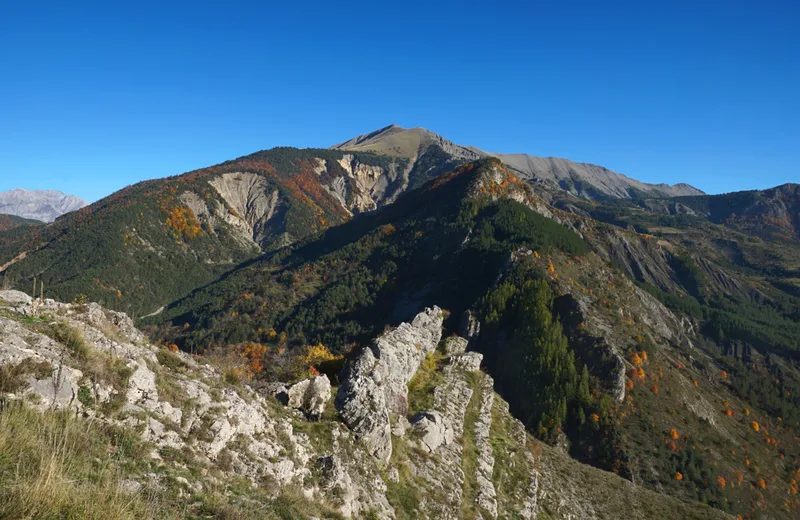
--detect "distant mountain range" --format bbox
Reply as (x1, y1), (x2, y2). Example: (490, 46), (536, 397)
(333, 124), (704, 200)
(0, 188), (87, 222)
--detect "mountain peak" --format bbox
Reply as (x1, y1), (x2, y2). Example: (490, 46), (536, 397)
(334, 125), (704, 200)
(0, 188), (88, 222)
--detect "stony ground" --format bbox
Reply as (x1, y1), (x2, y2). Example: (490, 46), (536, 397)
(0, 290), (729, 519)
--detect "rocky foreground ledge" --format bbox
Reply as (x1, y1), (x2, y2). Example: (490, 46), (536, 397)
(0, 291), (728, 519)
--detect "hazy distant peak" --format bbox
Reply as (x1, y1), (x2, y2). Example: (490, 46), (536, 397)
(0, 188), (88, 222)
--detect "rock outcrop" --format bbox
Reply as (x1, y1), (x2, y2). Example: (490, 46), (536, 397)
(333, 154), (401, 213)
(287, 374), (332, 420)
(336, 306), (444, 462)
(207, 172), (281, 247)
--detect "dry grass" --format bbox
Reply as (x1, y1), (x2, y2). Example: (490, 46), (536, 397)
(406, 351), (445, 415)
(0, 402), (154, 519)
(0, 402), (347, 520)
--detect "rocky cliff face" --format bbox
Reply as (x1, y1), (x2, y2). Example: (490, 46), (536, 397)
(0, 291), (727, 519)
(0, 188), (87, 222)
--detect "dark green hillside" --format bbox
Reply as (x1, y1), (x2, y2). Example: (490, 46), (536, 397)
(0, 215), (43, 263)
(150, 158), (588, 352)
(0, 214), (42, 232)
(671, 183), (800, 241)
(0, 148), (398, 316)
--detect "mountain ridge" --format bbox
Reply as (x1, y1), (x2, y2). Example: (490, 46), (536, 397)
(333, 124), (705, 200)
(0, 188), (88, 222)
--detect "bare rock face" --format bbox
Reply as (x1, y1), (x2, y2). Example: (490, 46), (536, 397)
(336, 306), (444, 462)
(335, 347), (391, 462)
(443, 335), (468, 356)
(452, 351), (483, 372)
(287, 375), (332, 420)
(474, 378), (498, 518)
(208, 172), (281, 247)
(334, 154), (399, 213)
(461, 310), (481, 345)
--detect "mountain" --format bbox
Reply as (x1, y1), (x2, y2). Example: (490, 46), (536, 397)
(333, 124), (704, 200)
(148, 158), (800, 519)
(0, 188), (87, 222)
(663, 183), (800, 241)
(0, 148), (408, 316)
(2, 131), (800, 518)
(0, 127), (705, 318)
(331, 124), (483, 208)
(480, 152), (703, 199)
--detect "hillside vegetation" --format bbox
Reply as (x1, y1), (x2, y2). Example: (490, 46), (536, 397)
(0, 148), (404, 317)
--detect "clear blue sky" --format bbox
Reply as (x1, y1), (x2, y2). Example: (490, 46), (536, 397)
(1, 0), (797, 202)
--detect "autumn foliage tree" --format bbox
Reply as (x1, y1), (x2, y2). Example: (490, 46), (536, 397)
(165, 206), (204, 239)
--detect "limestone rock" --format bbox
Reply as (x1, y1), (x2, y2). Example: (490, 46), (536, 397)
(318, 455), (360, 517)
(391, 416), (411, 437)
(460, 310), (481, 344)
(443, 335), (468, 356)
(0, 290), (31, 305)
(406, 335), (476, 519)
(27, 362), (83, 412)
(335, 347), (392, 462)
(336, 306), (443, 462)
(411, 411), (453, 452)
(474, 380), (498, 518)
(126, 360), (159, 409)
(287, 375), (332, 419)
(451, 351), (483, 372)
(612, 353), (627, 403)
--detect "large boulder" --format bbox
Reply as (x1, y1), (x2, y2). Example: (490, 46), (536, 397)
(287, 375), (332, 420)
(0, 290), (32, 305)
(410, 410), (453, 452)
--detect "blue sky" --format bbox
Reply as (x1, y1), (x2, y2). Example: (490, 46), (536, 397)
(1, 0), (797, 202)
